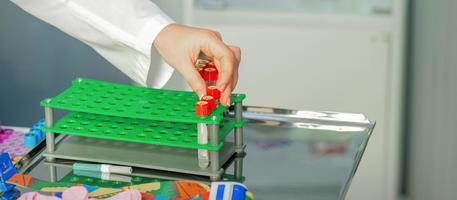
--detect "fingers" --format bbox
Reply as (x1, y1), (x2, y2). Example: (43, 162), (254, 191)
(200, 37), (240, 106)
(175, 61), (207, 99)
(218, 46), (240, 106)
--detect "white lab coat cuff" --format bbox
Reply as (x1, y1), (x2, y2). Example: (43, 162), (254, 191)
(138, 15), (174, 88)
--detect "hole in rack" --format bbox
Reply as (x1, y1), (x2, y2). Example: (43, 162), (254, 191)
(124, 127), (133, 130)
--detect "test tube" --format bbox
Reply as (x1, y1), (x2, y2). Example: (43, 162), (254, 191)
(207, 86), (221, 105)
(203, 68), (218, 87)
(195, 101), (211, 168)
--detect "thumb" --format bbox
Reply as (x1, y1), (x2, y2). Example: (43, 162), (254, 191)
(176, 62), (206, 98)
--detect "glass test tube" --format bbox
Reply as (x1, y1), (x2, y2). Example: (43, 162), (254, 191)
(195, 101), (210, 168)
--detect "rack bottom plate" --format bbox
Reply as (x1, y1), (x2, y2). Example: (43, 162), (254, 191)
(44, 136), (235, 177)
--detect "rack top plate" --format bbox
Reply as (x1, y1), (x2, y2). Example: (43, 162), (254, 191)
(40, 78), (245, 124)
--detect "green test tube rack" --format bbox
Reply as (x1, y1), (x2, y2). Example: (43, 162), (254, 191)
(41, 78), (246, 181)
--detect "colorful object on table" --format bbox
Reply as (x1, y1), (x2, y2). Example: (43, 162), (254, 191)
(73, 163), (132, 175)
(0, 128), (28, 158)
(0, 127), (14, 142)
(23, 119), (46, 148)
(0, 153), (18, 192)
(19, 187), (142, 200)
(0, 120), (45, 165)
(206, 86), (221, 100)
(1, 189), (21, 200)
(7, 171), (215, 200)
(209, 182), (252, 200)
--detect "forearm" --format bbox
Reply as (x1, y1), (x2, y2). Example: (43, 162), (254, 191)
(10, 0), (174, 86)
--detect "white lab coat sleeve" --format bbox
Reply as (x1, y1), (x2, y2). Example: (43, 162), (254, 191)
(10, 0), (175, 87)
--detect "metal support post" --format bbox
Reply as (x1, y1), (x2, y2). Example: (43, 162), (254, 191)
(45, 107), (55, 162)
(234, 101), (244, 154)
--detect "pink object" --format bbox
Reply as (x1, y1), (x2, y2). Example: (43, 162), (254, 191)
(19, 187), (141, 200)
(61, 186), (94, 200)
(18, 192), (60, 200)
(106, 189), (141, 200)
(0, 128), (31, 157)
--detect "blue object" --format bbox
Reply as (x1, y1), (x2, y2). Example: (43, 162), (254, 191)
(23, 119), (46, 148)
(216, 185), (225, 200)
(232, 184), (247, 200)
(0, 189), (21, 200)
(23, 133), (38, 148)
(210, 182), (248, 200)
(0, 153), (17, 192)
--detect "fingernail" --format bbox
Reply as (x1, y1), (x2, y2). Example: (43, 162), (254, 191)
(218, 84), (227, 93)
(226, 98), (231, 106)
(197, 90), (205, 99)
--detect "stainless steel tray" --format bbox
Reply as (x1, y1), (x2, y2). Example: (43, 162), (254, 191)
(20, 106), (374, 200)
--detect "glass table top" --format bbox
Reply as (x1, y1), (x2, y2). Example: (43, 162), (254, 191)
(12, 106), (374, 200)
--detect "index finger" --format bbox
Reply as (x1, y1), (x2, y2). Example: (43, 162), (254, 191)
(201, 38), (237, 105)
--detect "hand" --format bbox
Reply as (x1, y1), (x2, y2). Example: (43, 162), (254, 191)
(154, 24), (241, 106)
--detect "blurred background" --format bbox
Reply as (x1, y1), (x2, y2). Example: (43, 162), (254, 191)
(0, 0), (456, 199)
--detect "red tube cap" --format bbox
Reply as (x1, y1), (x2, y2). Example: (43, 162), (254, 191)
(201, 95), (216, 110)
(203, 68), (218, 81)
(195, 101), (210, 117)
(206, 86), (221, 100)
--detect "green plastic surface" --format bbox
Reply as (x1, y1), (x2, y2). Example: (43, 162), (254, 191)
(44, 112), (241, 151)
(41, 78), (246, 124)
